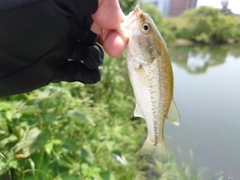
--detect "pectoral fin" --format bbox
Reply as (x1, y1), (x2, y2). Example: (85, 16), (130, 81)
(134, 103), (144, 118)
(166, 100), (180, 126)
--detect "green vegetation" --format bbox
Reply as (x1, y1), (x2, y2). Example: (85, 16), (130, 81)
(119, 0), (136, 14)
(141, 4), (176, 43)
(142, 4), (240, 44)
(180, 6), (237, 43)
(1, 1), (237, 179)
(170, 43), (240, 74)
(0, 54), (205, 179)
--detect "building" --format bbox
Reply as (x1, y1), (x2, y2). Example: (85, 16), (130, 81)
(168, 0), (197, 16)
(142, 0), (197, 17)
(142, 0), (170, 16)
(220, 0), (234, 15)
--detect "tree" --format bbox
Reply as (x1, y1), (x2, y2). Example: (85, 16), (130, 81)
(141, 3), (176, 42)
(119, 0), (137, 14)
(181, 6), (236, 43)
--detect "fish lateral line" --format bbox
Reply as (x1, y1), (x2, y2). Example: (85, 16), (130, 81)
(121, 4), (180, 163)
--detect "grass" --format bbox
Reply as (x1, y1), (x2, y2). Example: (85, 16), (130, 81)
(163, 17), (188, 29)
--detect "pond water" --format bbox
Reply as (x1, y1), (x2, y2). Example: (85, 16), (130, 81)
(165, 44), (240, 179)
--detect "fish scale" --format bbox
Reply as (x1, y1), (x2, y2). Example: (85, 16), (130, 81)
(119, 4), (180, 161)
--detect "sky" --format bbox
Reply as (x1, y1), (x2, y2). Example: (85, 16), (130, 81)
(197, 0), (240, 14)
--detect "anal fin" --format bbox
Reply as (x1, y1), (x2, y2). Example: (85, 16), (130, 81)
(139, 139), (167, 163)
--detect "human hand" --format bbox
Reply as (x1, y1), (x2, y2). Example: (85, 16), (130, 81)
(91, 0), (128, 58)
(0, 0), (125, 97)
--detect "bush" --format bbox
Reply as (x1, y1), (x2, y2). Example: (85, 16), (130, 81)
(119, 0), (137, 14)
(211, 14), (235, 42)
(0, 54), (205, 179)
(232, 21), (240, 42)
(180, 6), (237, 43)
(141, 3), (177, 43)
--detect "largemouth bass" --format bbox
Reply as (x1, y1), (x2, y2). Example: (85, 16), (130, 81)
(119, 5), (180, 161)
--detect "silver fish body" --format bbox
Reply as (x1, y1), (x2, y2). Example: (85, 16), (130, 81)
(119, 5), (180, 161)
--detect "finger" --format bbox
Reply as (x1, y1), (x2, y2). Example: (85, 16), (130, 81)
(102, 30), (128, 58)
(92, 0), (125, 30)
(90, 22), (102, 35)
(90, 24), (109, 40)
(60, 61), (101, 84)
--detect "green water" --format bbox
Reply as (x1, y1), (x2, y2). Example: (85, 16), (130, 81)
(166, 44), (240, 179)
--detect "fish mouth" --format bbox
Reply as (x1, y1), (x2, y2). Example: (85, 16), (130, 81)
(133, 4), (141, 15)
(128, 4), (142, 23)
(117, 4), (143, 37)
(125, 4), (141, 20)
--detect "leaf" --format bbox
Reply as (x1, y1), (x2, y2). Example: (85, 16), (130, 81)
(44, 139), (62, 155)
(80, 163), (89, 171)
(0, 134), (17, 147)
(63, 139), (78, 152)
(72, 112), (89, 122)
(9, 159), (18, 169)
(100, 171), (116, 180)
(55, 172), (80, 180)
(0, 102), (11, 111)
(28, 158), (35, 176)
(20, 105), (38, 114)
(5, 111), (13, 121)
(46, 114), (58, 123)
(15, 127), (48, 157)
(100, 171), (111, 180)
(44, 143), (53, 155)
(51, 139), (62, 145)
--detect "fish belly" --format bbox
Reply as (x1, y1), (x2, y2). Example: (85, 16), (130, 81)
(127, 57), (167, 161)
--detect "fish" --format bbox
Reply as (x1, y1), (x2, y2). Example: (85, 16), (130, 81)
(119, 5), (180, 161)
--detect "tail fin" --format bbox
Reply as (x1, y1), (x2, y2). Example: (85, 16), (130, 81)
(139, 139), (168, 162)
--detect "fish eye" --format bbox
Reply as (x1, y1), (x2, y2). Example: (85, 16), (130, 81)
(143, 24), (149, 31)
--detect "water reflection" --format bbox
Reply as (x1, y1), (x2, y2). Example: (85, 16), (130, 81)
(169, 44), (240, 74)
(166, 44), (240, 179)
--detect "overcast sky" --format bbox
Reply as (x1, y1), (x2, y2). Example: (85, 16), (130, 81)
(197, 0), (240, 14)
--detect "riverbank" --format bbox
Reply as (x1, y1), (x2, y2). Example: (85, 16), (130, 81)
(161, 6), (240, 46)
(169, 38), (195, 46)
(168, 38), (240, 46)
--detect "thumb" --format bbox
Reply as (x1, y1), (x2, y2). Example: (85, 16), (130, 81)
(91, 0), (125, 30)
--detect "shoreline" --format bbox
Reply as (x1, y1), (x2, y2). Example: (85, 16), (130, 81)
(168, 38), (240, 47)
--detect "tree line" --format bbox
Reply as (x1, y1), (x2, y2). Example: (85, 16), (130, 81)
(120, 0), (240, 45)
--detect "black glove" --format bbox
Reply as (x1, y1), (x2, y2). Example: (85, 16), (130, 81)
(0, 0), (103, 97)
(53, 42), (104, 83)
